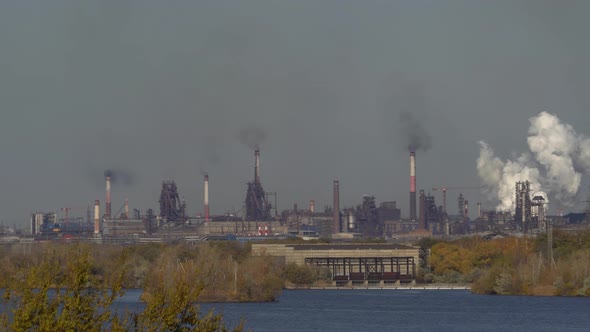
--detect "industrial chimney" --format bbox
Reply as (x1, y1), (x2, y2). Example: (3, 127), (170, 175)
(333, 180), (340, 234)
(124, 197), (129, 219)
(105, 175), (112, 219)
(409, 148), (417, 221)
(309, 200), (315, 213)
(94, 200), (100, 235)
(477, 202), (482, 219)
(418, 190), (426, 230)
(254, 149), (261, 184)
(204, 174), (210, 222)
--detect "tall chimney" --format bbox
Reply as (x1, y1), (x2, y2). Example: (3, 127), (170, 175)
(310, 200), (315, 213)
(124, 197), (129, 219)
(418, 190), (426, 230)
(254, 149), (261, 184)
(333, 180), (340, 234)
(477, 202), (482, 219)
(94, 200), (100, 235)
(410, 149), (417, 221)
(204, 174), (210, 222)
(105, 175), (111, 218)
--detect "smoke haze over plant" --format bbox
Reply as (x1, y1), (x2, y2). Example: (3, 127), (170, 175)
(1, 1), (590, 225)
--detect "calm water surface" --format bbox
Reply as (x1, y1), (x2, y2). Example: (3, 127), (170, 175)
(118, 289), (590, 331)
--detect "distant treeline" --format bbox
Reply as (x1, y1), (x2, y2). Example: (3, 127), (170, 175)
(420, 229), (590, 296)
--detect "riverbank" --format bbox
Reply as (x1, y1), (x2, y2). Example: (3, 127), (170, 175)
(285, 283), (471, 290)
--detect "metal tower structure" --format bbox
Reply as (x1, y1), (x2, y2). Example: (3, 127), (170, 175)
(245, 149), (272, 221)
(457, 194), (465, 218)
(515, 181), (532, 234)
(159, 181), (186, 222)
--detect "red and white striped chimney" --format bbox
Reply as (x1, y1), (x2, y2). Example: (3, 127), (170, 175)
(94, 199), (100, 235)
(204, 174), (210, 222)
(310, 200), (315, 213)
(410, 149), (417, 221)
(105, 175), (112, 218)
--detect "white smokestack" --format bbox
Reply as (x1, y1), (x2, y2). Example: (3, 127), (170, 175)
(105, 175), (111, 218)
(94, 200), (100, 235)
(124, 197), (129, 219)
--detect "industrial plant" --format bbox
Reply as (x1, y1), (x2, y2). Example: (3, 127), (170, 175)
(21, 143), (590, 245)
(9, 121), (589, 287)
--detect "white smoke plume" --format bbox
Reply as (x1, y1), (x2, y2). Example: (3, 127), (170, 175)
(577, 137), (590, 171)
(477, 142), (542, 211)
(477, 111), (590, 211)
(527, 112), (580, 202)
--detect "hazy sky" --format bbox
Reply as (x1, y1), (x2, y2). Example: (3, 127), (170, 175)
(2, 0), (590, 227)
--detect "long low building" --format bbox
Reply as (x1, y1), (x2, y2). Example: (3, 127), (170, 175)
(252, 243), (420, 284)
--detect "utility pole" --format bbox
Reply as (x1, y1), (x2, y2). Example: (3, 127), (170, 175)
(547, 218), (556, 270)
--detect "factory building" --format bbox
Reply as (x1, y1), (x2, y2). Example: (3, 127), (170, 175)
(252, 243), (420, 284)
(30, 212), (57, 235)
(282, 202), (332, 238)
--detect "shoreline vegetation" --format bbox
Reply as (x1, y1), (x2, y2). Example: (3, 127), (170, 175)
(0, 242), (276, 331)
(418, 229), (590, 297)
(1, 229), (589, 329)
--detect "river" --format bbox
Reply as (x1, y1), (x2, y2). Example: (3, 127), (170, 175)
(117, 288), (590, 331)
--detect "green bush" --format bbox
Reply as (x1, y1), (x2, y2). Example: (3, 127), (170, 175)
(284, 263), (316, 284)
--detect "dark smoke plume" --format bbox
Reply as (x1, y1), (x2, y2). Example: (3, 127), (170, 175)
(381, 74), (433, 152)
(400, 111), (432, 152)
(237, 125), (267, 150)
(104, 169), (134, 186)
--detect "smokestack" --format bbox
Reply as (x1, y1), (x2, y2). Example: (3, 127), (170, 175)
(204, 174), (210, 222)
(124, 197), (129, 219)
(254, 149), (261, 184)
(333, 180), (340, 234)
(477, 202), (482, 219)
(94, 200), (100, 235)
(464, 200), (469, 219)
(105, 175), (111, 218)
(410, 149), (417, 221)
(419, 190), (426, 230)
(310, 200), (315, 213)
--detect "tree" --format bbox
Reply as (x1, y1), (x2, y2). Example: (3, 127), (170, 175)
(1, 244), (243, 332)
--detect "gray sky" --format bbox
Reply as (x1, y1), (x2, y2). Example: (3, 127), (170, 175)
(1, 0), (590, 227)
